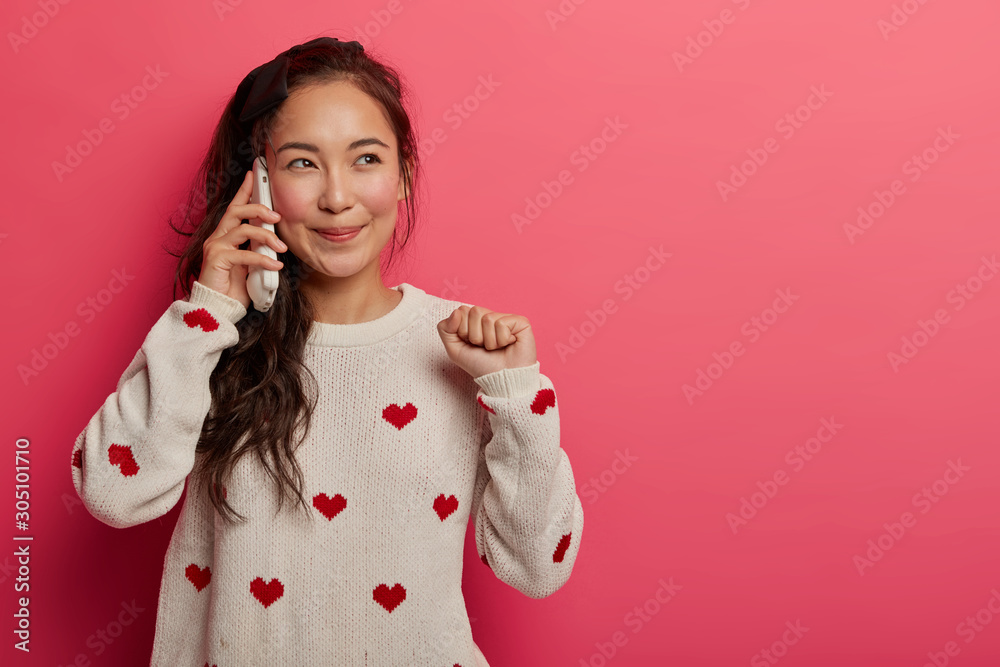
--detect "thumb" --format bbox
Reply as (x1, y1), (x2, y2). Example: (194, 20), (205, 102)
(437, 309), (464, 344)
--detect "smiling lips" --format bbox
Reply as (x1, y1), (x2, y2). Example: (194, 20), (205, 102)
(315, 227), (362, 242)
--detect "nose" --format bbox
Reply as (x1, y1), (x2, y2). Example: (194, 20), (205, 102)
(317, 165), (353, 213)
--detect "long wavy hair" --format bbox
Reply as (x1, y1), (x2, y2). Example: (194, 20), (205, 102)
(164, 36), (421, 524)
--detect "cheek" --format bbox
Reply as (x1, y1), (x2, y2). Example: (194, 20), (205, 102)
(357, 173), (401, 214)
(273, 188), (313, 221)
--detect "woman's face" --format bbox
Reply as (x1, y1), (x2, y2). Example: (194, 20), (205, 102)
(264, 79), (408, 283)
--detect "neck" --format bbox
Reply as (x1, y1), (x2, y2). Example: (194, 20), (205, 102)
(299, 267), (401, 325)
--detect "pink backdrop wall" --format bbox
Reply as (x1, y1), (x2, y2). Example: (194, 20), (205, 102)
(2, 0), (999, 665)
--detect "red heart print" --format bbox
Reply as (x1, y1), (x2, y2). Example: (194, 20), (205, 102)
(372, 583), (406, 612)
(72, 449), (82, 469)
(553, 532), (572, 563)
(204, 663), (218, 667)
(185, 564), (211, 592)
(433, 494), (458, 521)
(184, 308), (219, 332)
(313, 493), (346, 520)
(382, 403), (417, 430)
(531, 388), (556, 415)
(250, 577), (284, 608)
(477, 395), (495, 414)
(108, 444), (139, 477)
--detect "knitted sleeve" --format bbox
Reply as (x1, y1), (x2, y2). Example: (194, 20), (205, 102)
(470, 361), (584, 599)
(70, 281), (246, 529)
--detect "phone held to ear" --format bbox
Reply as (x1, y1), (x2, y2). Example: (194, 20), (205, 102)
(247, 156), (279, 312)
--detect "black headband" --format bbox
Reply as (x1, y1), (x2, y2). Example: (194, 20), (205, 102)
(233, 37), (364, 137)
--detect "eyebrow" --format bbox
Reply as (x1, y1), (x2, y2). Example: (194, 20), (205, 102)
(275, 137), (390, 154)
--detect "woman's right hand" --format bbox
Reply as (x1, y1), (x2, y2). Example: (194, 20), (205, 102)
(197, 170), (287, 309)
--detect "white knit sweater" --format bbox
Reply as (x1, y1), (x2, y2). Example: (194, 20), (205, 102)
(71, 280), (584, 666)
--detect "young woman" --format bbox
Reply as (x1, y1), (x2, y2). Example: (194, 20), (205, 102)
(71, 36), (583, 665)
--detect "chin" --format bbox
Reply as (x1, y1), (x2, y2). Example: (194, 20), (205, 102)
(309, 256), (370, 278)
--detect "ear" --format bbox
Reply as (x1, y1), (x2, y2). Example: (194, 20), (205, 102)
(397, 156), (414, 202)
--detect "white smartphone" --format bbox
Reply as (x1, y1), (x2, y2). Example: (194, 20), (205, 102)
(246, 156), (279, 312)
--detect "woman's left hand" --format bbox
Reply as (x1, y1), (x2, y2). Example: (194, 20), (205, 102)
(437, 305), (537, 379)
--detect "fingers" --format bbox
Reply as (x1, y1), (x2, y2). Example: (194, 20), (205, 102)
(220, 247), (283, 272)
(215, 171), (255, 237)
(215, 171), (282, 239)
(462, 306), (504, 350)
(224, 222), (287, 254)
(249, 249), (284, 270)
(203, 220), (285, 279)
(445, 306), (520, 350)
(493, 315), (517, 348)
(482, 312), (499, 350)
(456, 306), (470, 341)
(244, 225), (288, 252)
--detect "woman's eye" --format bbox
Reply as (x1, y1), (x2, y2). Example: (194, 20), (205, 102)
(287, 155), (381, 168)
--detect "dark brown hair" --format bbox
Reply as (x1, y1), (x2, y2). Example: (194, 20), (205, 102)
(164, 36), (421, 524)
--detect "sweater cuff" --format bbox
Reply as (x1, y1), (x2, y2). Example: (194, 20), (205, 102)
(474, 361), (542, 398)
(189, 281), (247, 324)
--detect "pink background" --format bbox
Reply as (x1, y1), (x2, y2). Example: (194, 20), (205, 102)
(2, 0), (999, 665)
